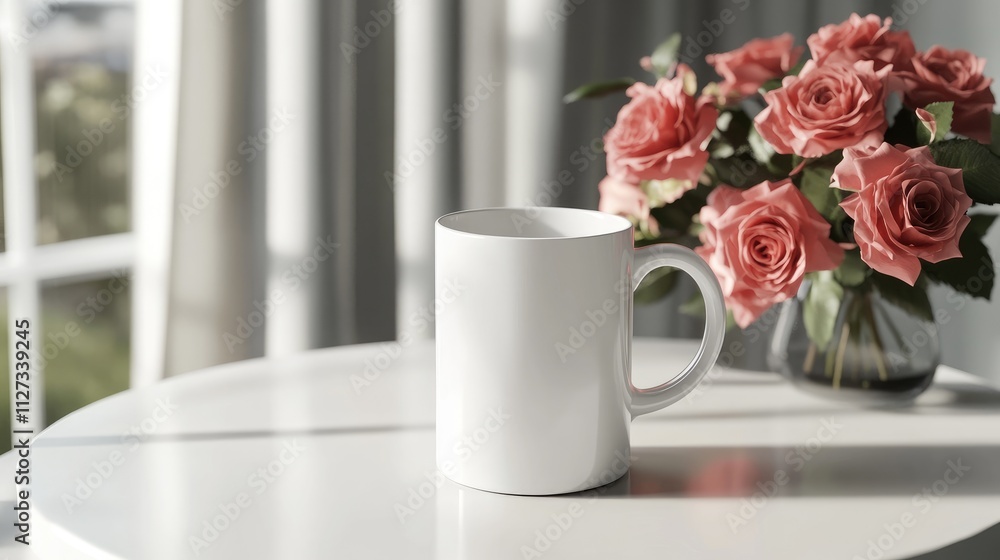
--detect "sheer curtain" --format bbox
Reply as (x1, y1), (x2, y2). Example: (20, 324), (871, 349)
(159, 0), (1000, 381)
(163, 0), (395, 377)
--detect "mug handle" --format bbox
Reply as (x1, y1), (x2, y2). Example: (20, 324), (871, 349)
(629, 244), (726, 418)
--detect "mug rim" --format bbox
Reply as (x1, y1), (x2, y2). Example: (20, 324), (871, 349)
(436, 207), (633, 241)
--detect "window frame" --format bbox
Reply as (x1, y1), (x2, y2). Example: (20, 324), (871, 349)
(0, 0), (179, 442)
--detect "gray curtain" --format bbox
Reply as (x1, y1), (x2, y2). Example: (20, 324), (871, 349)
(164, 0), (1000, 381)
(166, 0), (395, 376)
(167, 0), (268, 375)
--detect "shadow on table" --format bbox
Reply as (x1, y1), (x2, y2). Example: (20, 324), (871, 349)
(557, 445), (1000, 499)
(0, 501), (15, 542)
(33, 423), (437, 447)
(651, 407), (854, 421)
(655, 380), (1000, 422)
(903, 520), (1000, 560)
(888, 381), (1000, 415)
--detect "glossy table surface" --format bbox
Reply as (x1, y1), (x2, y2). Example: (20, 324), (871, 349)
(15, 339), (1000, 559)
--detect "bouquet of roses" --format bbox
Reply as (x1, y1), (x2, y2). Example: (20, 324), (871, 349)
(568, 14), (998, 361)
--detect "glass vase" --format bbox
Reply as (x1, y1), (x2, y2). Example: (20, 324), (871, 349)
(767, 280), (940, 403)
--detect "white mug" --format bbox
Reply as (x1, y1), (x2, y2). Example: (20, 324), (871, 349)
(435, 207), (725, 495)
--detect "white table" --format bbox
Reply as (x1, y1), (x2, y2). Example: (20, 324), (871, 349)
(13, 339), (1000, 559)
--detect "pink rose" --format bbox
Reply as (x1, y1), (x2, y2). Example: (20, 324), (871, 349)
(598, 176), (660, 236)
(754, 60), (890, 158)
(807, 13), (916, 75)
(697, 180), (845, 328)
(604, 69), (718, 184)
(900, 46), (996, 143)
(705, 34), (804, 101)
(833, 143), (973, 285)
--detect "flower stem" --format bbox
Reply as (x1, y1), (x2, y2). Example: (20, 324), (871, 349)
(803, 341), (817, 373)
(833, 320), (851, 390)
(872, 341), (888, 382)
(857, 321), (870, 378)
(861, 292), (889, 382)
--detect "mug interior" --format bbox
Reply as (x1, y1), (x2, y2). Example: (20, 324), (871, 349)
(437, 207), (631, 240)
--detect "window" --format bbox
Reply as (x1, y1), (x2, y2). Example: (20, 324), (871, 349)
(1, 0), (135, 451)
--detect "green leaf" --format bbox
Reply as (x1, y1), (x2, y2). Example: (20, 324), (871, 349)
(871, 273), (935, 321)
(646, 182), (712, 238)
(634, 267), (678, 305)
(803, 272), (844, 351)
(915, 125), (932, 146)
(991, 112), (1000, 156)
(562, 78), (636, 104)
(758, 78), (782, 95)
(922, 225), (996, 300)
(928, 102), (954, 141)
(680, 290), (738, 329)
(649, 33), (682, 78)
(679, 291), (704, 317)
(635, 216), (660, 241)
(747, 127), (793, 176)
(834, 250), (868, 287)
(884, 107), (919, 147)
(799, 166), (848, 224)
(707, 154), (775, 189)
(791, 155), (805, 172)
(915, 101), (954, 145)
(968, 213), (998, 237)
(757, 64), (800, 94)
(642, 178), (696, 208)
(929, 139), (1000, 205)
(709, 141), (735, 159)
(714, 109), (753, 148)
(748, 126), (774, 163)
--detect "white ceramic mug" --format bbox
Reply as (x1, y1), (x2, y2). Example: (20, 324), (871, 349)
(435, 207), (725, 495)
